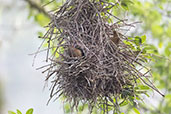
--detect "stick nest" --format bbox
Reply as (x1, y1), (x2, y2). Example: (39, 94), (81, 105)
(36, 0), (164, 113)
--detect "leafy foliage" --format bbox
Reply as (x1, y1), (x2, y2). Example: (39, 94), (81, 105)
(8, 108), (34, 114)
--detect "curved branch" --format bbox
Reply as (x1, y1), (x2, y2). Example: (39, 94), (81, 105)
(25, 0), (51, 18)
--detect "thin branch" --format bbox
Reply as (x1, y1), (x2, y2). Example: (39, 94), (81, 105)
(25, 0), (51, 18)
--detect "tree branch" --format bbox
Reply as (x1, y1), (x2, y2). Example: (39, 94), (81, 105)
(25, 0), (51, 18)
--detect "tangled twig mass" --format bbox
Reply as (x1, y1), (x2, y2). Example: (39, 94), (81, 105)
(36, 0), (164, 113)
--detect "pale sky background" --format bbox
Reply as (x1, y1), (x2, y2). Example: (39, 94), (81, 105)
(0, 0), (63, 114)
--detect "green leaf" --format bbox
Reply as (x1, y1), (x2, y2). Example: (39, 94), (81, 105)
(138, 85), (150, 90)
(141, 35), (146, 43)
(8, 111), (16, 114)
(38, 31), (43, 37)
(133, 108), (141, 114)
(121, 0), (133, 10)
(34, 13), (50, 26)
(144, 44), (158, 54)
(26, 108), (33, 114)
(158, 42), (163, 48)
(16, 109), (22, 114)
(144, 92), (150, 97)
(165, 94), (171, 100)
(78, 105), (84, 112)
(151, 24), (164, 38)
(121, 2), (129, 10)
(120, 100), (128, 107)
(158, 4), (163, 9)
(134, 36), (142, 45)
(123, 40), (135, 49)
(128, 96), (135, 105)
(165, 43), (171, 57)
(64, 104), (71, 113)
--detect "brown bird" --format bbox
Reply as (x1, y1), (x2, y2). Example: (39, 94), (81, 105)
(110, 31), (121, 45)
(68, 46), (84, 57)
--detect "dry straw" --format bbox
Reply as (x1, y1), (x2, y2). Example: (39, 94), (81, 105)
(36, 0), (164, 113)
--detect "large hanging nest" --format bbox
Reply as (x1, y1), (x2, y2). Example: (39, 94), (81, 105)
(36, 0), (164, 113)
